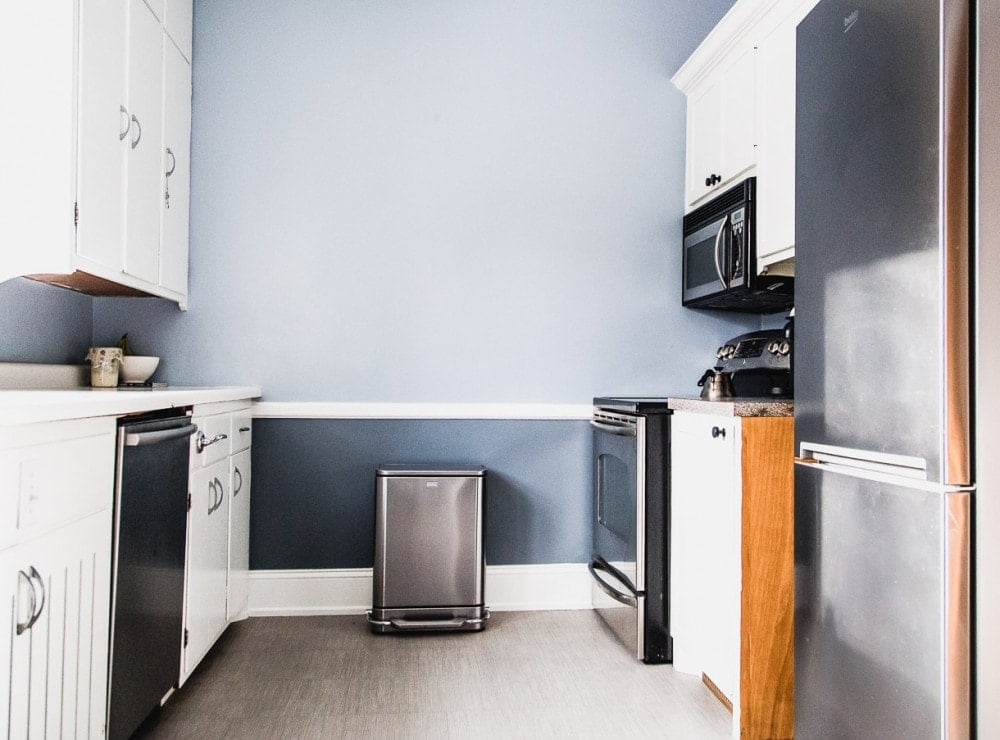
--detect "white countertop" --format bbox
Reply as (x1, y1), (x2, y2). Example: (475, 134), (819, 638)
(0, 386), (262, 425)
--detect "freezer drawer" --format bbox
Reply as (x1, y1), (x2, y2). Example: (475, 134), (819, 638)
(794, 463), (970, 739)
(370, 465), (487, 633)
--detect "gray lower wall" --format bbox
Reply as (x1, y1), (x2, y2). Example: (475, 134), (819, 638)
(250, 419), (591, 569)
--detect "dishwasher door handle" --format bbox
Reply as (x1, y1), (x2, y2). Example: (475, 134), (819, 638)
(125, 424), (198, 447)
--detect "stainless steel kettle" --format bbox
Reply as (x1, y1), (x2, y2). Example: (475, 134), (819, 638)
(697, 367), (735, 401)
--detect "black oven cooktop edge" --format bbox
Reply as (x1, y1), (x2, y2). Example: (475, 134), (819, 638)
(593, 397), (671, 414)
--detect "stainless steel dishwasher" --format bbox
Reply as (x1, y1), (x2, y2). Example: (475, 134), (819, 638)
(367, 464), (488, 633)
(108, 411), (197, 740)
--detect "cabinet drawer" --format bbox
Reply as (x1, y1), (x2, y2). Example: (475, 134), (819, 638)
(0, 421), (115, 550)
(190, 413), (230, 468)
(230, 411), (252, 453)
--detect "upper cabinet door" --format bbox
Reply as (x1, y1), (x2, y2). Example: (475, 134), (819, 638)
(160, 39), (191, 294)
(123, 0), (165, 284)
(720, 44), (756, 186)
(164, 0), (193, 62)
(755, 0), (819, 272)
(75, 1), (129, 275)
(681, 42), (757, 209)
(685, 79), (724, 207)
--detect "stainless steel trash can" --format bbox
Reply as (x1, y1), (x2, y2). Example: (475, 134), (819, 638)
(367, 464), (488, 633)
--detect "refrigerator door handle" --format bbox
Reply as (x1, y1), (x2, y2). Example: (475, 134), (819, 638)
(798, 441), (927, 480)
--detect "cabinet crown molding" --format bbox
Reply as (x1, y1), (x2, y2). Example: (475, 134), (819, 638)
(671, 0), (781, 92)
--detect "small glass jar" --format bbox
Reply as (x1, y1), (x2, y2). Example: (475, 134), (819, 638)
(85, 347), (123, 388)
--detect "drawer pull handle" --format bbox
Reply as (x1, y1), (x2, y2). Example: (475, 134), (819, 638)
(711, 426), (726, 439)
(197, 432), (228, 453)
(239, 426), (251, 433)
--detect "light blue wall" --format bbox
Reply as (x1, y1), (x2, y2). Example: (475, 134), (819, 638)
(93, 0), (750, 401)
(0, 278), (94, 364)
(86, 0), (750, 568)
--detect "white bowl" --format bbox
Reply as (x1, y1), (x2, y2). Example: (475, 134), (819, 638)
(120, 356), (160, 384)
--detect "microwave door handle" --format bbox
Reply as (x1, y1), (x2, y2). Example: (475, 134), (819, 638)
(713, 214), (730, 289)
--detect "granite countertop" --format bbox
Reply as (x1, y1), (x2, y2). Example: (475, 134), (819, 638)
(0, 386), (262, 425)
(667, 396), (793, 418)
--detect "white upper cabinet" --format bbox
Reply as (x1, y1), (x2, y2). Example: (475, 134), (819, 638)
(673, 2), (764, 209)
(674, 0), (819, 272)
(0, 0), (192, 308)
(76, 0), (128, 274)
(0, 5), (77, 283)
(683, 42), (757, 208)
(124, 0), (165, 284)
(160, 37), (192, 294)
(754, 0), (820, 273)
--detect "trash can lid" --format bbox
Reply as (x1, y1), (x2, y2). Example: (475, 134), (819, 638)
(376, 463), (486, 477)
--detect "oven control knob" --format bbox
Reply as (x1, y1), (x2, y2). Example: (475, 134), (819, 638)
(725, 344), (736, 358)
(767, 340), (780, 354)
(716, 346), (726, 359)
(778, 340), (790, 356)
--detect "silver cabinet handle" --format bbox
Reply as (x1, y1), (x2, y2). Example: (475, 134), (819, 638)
(207, 479), (219, 515)
(239, 426), (251, 433)
(208, 477), (225, 514)
(131, 114), (142, 149)
(15, 570), (35, 635)
(165, 147), (176, 177)
(233, 467), (243, 497)
(196, 432), (228, 453)
(25, 566), (45, 632)
(713, 214), (730, 289)
(119, 105), (131, 140)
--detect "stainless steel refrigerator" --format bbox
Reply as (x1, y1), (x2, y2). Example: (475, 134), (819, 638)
(793, 0), (994, 736)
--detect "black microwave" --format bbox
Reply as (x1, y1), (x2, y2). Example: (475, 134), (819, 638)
(681, 177), (793, 312)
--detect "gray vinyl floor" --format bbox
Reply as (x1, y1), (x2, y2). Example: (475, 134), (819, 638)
(134, 610), (731, 739)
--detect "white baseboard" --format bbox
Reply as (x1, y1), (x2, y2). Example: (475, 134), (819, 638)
(247, 563), (593, 617)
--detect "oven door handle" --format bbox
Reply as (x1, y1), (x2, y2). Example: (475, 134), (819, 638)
(713, 213), (730, 289)
(589, 419), (637, 437)
(588, 558), (638, 608)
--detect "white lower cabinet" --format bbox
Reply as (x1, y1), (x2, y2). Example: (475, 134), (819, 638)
(181, 402), (253, 683)
(3, 512), (112, 739)
(670, 412), (740, 701)
(0, 418), (116, 739)
(182, 457), (230, 682)
(670, 408), (795, 739)
(228, 448), (252, 621)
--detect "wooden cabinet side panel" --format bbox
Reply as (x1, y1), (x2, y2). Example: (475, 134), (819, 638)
(740, 416), (794, 740)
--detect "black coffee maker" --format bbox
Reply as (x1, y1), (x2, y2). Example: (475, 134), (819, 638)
(711, 326), (792, 399)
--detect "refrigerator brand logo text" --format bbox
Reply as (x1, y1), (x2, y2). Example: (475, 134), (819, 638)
(844, 9), (859, 33)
